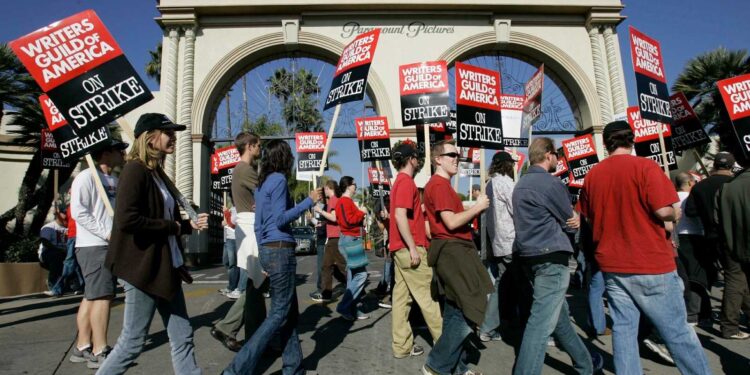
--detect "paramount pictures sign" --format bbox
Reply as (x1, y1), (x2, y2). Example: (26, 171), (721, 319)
(341, 21), (455, 39)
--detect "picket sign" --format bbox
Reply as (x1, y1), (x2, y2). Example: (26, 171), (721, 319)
(316, 103), (342, 190)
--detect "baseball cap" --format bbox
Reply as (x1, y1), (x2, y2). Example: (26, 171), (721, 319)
(602, 120), (632, 140)
(713, 152), (735, 170)
(392, 143), (417, 160)
(492, 151), (515, 164)
(134, 113), (187, 138)
(107, 139), (129, 150)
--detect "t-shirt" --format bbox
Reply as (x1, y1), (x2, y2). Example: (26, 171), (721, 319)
(388, 172), (428, 251)
(326, 196), (341, 238)
(66, 206), (76, 239)
(38, 220), (67, 260)
(231, 160), (259, 213)
(578, 154), (678, 274)
(424, 174), (473, 241)
(223, 207), (236, 240)
(677, 191), (703, 235)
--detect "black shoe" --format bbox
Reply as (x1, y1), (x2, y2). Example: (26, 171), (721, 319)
(211, 327), (242, 352)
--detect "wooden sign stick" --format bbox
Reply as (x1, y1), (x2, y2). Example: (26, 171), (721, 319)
(479, 150), (486, 195)
(317, 103), (342, 190)
(511, 147), (519, 181)
(423, 124), (431, 176)
(657, 127), (670, 177)
(53, 170), (59, 203)
(692, 149), (710, 177)
(85, 154), (114, 217)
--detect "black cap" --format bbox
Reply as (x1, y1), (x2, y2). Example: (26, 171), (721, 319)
(392, 142), (417, 160)
(492, 151), (516, 164)
(713, 152), (735, 170)
(602, 120), (632, 140)
(107, 139), (129, 150)
(134, 113), (187, 138)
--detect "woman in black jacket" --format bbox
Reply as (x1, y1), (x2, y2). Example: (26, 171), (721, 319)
(99, 113), (208, 375)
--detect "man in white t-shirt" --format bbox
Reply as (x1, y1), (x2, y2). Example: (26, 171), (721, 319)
(68, 139), (127, 369)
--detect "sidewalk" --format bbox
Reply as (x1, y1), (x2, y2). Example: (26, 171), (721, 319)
(0, 253), (747, 374)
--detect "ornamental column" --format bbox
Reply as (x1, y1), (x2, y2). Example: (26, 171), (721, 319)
(162, 27), (180, 181)
(176, 25), (196, 200)
(588, 25), (613, 125)
(603, 25), (627, 116)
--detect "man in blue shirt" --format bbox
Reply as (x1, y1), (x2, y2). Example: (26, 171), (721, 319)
(511, 137), (597, 375)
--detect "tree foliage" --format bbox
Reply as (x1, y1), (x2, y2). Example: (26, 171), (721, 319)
(672, 47), (750, 154)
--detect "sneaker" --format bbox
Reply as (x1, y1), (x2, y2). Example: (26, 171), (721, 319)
(591, 351), (604, 372)
(547, 338), (556, 347)
(218, 288), (230, 295)
(479, 331), (502, 342)
(460, 370), (483, 375)
(378, 300), (392, 309)
(43, 290), (55, 296)
(728, 331), (750, 340)
(226, 289), (242, 299)
(394, 345), (424, 359)
(310, 292), (331, 303)
(69, 345), (93, 363)
(356, 311), (370, 320)
(87, 346), (112, 369)
(643, 338), (674, 365)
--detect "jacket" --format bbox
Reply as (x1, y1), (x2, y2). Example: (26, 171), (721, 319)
(254, 172), (313, 245)
(512, 165), (575, 257)
(428, 238), (493, 326)
(718, 169), (750, 263)
(105, 161), (192, 301)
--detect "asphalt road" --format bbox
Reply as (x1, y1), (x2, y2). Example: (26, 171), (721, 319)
(1, 251), (748, 374)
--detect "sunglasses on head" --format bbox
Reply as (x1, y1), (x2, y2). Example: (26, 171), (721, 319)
(440, 152), (459, 159)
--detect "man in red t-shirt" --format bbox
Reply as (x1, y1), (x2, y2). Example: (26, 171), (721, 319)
(422, 140), (491, 375)
(578, 121), (710, 374)
(388, 141), (442, 359)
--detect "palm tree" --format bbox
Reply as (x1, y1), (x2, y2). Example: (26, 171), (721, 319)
(145, 42), (162, 85)
(0, 43), (38, 124)
(267, 67), (323, 133)
(672, 47), (750, 154)
(241, 114), (284, 137)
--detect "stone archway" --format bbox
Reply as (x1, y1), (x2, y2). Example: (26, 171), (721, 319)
(148, 1), (627, 261)
(193, 31), (391, 138)
(439, 30), (601, 131)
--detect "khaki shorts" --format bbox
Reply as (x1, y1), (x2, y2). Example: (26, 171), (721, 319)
(76, 246), (115, 300)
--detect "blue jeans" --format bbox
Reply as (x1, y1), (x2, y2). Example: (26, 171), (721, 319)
(52, 238), (84, 295)
(425, 301), (472, 374)
(479, 256), (510, 335)
(336, 235), (368, 316)
(604, 271), (712, 375)
(588, 262), (607, 335)
(224, 245), (303, 375)
(97, 281), (200, 375)
(514, 262), (592, 375)
(223, 238), (239, 291)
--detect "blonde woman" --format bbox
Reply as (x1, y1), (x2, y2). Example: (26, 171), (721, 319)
(99, 113), (208, 375)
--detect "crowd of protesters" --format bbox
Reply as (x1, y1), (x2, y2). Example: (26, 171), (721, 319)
(40, 112), (750, 374)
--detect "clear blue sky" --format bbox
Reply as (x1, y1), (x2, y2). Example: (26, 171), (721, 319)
(2, 0), (748, 195)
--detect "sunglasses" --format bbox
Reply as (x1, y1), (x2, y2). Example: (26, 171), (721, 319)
(440, 152), (460, 159)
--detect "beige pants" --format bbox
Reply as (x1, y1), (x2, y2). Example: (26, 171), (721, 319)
(391, 246), (443, 357)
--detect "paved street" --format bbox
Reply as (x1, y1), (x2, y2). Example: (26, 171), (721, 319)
(1, 251), (748, 374)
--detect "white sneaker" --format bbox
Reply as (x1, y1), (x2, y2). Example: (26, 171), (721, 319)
(643, 338), (675, 365)
(226, 290), (242, 299)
